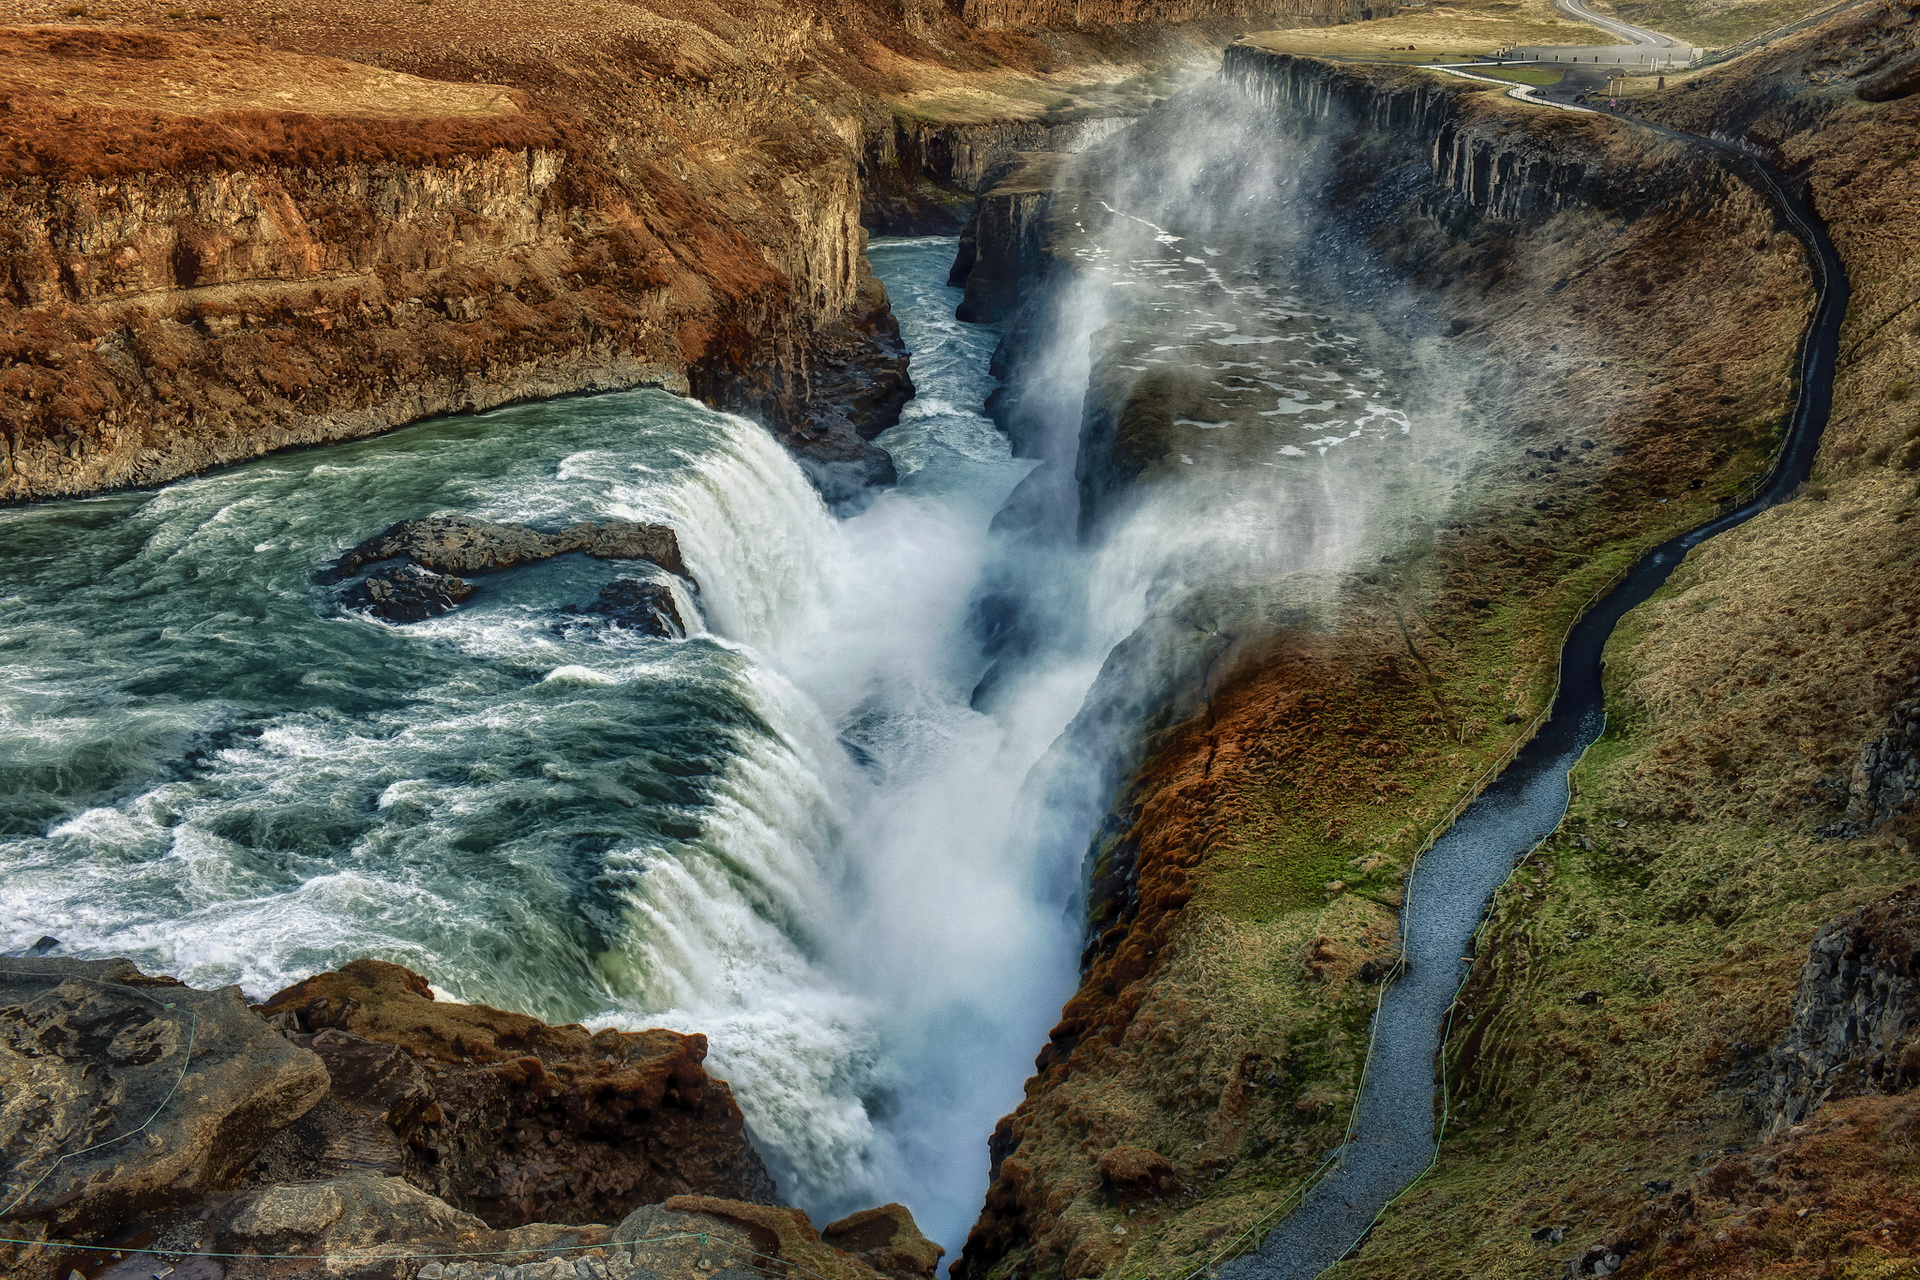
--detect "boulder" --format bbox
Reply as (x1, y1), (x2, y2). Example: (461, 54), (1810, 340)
(0, 958), (329, 1234)
(566, 577), (686, 638)
(255, 961), (776, 1227)
(345, 562), (476, 623)
(823, 1203), (945, 1279)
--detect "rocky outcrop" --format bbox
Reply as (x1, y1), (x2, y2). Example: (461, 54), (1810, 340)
(323, 515), (687, 624)
(823, 1203), (947, 1279)
(952, 153), (1072, 322)
(863, 117), (1129, 235)
(0, 957), (330, 1237)
(1, 955), (950, 1280)
(565, 577), (688, 638)
(332, 516), (686, 581)
(1757, 884), (1920, 1136)
(255, 960), (775, 1227)
(1825, 692), (1920, 835)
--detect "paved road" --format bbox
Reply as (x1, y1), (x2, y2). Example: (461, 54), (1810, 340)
(1551, 0), (1686, 49)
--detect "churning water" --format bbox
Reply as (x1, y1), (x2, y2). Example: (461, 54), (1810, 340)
(0, 239), (1097, 1248)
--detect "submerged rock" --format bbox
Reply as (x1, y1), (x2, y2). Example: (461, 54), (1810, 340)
(565, 577), (686, 639)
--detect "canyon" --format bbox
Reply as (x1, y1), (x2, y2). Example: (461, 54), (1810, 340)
(4, 0), (1919, 1277)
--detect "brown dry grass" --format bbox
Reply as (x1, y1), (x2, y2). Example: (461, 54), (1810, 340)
(1243, 0), (1589, 58)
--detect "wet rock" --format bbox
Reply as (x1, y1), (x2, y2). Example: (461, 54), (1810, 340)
(566, 578), (685, 639)
(0, 958), (329, 1235)
(255, 961), (775, 1227)
(326, 516), (689, 625)
(1532, 1224), (1566, 1244)
(346, 562), (477, 623)
(331, 516), (685, 582)
(953, 154), (1065, 325)
(1757, 882), (1920, 1135)
(822, 1204), (945, 1279)
(1096, 1145), (1178, 1203)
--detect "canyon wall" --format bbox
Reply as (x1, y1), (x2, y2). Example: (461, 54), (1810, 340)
(0, 0), (1387, 506)
(0, 23), (909, 503)
(950, 47), (1815, 1280)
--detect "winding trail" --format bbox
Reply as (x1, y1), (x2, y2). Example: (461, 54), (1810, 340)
(1222, 90), (1851, 1280)
(1550, 0), (1686, 51)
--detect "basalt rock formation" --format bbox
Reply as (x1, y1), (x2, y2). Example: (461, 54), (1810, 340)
(1758, 884), (1920, 1138)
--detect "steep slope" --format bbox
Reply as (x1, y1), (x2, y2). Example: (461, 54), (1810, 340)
(1291, 4), (1920, 1278)
(949, 49), (1818, 1280)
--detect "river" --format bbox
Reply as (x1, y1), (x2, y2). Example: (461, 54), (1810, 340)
(0, 238), (1103, 1252)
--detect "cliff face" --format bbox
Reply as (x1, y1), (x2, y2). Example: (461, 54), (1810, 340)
(863, 117), (1127, 234)
(0, 22), (911, 503)
(0, 0), (1398, 505)
(951, 48), (1814, 1280)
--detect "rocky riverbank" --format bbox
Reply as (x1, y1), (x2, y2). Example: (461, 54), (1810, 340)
(0, 954), (944, 1280)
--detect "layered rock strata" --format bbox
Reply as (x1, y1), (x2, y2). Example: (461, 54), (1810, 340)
(0, 0), (1391, 506)
(0, 20), (912, 504)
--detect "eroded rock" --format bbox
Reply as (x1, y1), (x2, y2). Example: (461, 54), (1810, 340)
(0, 958), (329, 1234)
(332, 516), (686, 580)
(1757, 882), (1920, 1136)
(823, 1203), (945, 1279)
(255, 960), (775, 1227)
(326, 515), (688, 625)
